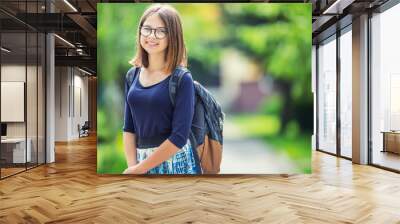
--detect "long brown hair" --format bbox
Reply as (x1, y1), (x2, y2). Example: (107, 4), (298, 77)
(129, 4), (187, 73)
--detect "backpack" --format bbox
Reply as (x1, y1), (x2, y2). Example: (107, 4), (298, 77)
(126, 66), (224, 174)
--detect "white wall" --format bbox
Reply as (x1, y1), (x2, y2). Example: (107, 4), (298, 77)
(55, 67), (89, 141)
(71, 72), (89, 138)
(1, 65), (36, 138)
(1, 65), (26, 132)
(1, 63), (46, 164)
(55, 67), (69, 141)
(1, 65), (26, 81)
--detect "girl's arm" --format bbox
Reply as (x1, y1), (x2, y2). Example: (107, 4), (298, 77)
(123, 132), (137, 168)
(125, 139), (179, 174)
(122, 70), (138, 173)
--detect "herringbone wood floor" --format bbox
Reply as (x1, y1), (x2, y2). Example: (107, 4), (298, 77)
(1, 135), (400, 224)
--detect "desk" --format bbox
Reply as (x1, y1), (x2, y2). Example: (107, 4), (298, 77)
(1, 138), (31, 163)
(381, 131), (400, 154)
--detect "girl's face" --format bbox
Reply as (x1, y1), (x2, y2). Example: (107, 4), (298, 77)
(140, 14), (169, 56)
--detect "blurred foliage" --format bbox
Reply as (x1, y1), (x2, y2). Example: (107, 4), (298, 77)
(285, 120), (300, 139)
(221, 4), (313, 131)
(97, 132), (126, 174)
(266, 134), (312, 173)
(174, 4), (224, 68)
(258, 94), (283, 115)
(232, 113), (281, 137)
(97, 3), (311, 173)
(232, 114), (311, 173)
(221, 4), (311, 87)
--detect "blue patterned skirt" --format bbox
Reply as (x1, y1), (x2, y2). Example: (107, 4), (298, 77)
(136, 139), (200, 174)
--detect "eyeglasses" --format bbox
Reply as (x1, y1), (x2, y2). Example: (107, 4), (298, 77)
(140, 26), (168, 39)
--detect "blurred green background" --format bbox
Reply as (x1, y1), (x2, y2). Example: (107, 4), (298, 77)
(97, 3), (312, 174)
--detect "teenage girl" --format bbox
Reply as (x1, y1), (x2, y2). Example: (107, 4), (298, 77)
(122, 4), (199, 174)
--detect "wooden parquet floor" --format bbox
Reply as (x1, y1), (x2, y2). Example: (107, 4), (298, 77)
(1, 135), (400, 223)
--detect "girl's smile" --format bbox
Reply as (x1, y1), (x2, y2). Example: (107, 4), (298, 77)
(145, 40), (159, 47)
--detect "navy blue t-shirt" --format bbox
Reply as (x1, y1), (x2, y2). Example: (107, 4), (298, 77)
(123, 67), (195, 149)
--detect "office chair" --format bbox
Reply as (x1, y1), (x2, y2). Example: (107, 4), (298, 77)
(78, 121), (90, 138)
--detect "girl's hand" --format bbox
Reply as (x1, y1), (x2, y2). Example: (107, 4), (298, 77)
(123, 164), (147, 174)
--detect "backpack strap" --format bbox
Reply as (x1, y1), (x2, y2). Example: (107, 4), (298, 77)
(169, 66), (189, 107)
(125, 66), (140, 96)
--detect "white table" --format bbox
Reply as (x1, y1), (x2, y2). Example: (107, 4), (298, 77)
(1, 138), (31, 163)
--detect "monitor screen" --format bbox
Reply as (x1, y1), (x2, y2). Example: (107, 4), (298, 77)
(1, 123), (7, 137)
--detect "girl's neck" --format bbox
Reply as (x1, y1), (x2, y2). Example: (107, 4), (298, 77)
(147, 52), (167, 73)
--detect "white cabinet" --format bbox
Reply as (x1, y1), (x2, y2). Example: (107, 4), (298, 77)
(1, 138), (32, 163)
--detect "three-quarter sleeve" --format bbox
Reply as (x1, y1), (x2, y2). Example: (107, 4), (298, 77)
(123, 69), (136, 133)
(168, 72), (195, 148)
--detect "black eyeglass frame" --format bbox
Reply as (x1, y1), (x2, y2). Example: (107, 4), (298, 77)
(140, 26), (168, 39)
